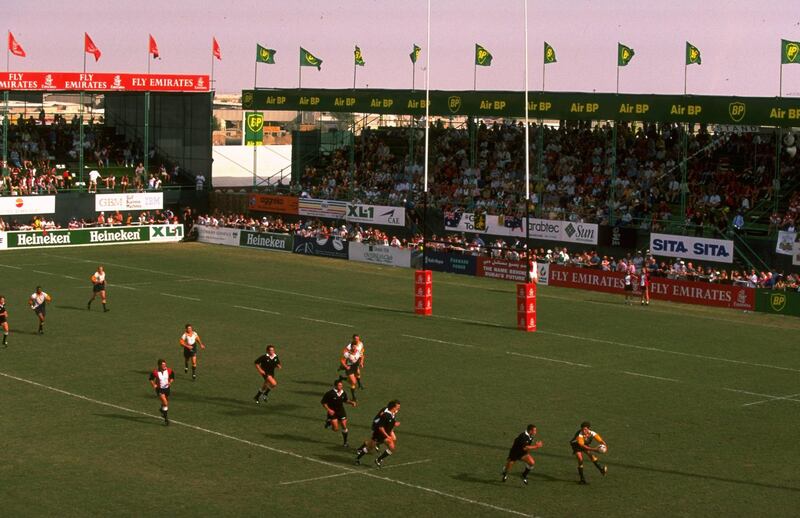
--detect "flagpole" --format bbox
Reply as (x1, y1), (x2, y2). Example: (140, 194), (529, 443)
(422, 0), (431, 271)
(473, 59), (477, 91)
(684, 63), (687, 95)
(211, 42), (215, 88)
(80, 42), (86, 188)
(147, 36), (151, 75)
(253, 52), (258, 189)
(541, 55), (545, 92)
(412, 60), (415, 91)
(779, 64), (783, 97)
(353, 59), (357, 89)
(616, 65), (619, 95)
(6, 31), (9, 73)
(524, 0), (531, 282)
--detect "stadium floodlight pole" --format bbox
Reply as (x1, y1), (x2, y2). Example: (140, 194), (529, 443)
(524, 0), (531, 283)
(422, 0), (431, 269)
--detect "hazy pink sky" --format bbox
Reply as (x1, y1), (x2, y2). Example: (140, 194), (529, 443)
(7, 0), (800, 96)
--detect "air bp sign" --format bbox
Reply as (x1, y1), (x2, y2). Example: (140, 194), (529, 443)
(244, 112), (264, 145)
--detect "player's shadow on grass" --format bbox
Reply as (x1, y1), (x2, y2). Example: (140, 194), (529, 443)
(289, 389), (325, 397)
(94, 413), (161, 426)
(180, 392), (302, 416)
(13, 330), (42, 336)
(451, 473), (503, 486)
(131, 370), (151, 375)
(58, 305), (90, 311)
(293, 380), (330, 387)
(264, 432), (320, 444)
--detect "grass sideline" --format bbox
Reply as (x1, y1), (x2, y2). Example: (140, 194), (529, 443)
(1, 242), (799, 517)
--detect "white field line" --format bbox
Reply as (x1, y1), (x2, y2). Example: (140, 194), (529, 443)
(43, 255), (800, 375)
(300, 317), (354, 328)
(0, 371), (533, 518)
(279, 459), (433, 486)
(621, 371), (680, 383)
(402, 334), (476, 348)
(722, 387), (800, 406)
(159, 292), (202, 302)
(742, 392), (800, 407)
(0, 264), (23, 270)
(538, 330), (800, 374)
(111, 285), (138, 291)
(32, 269), (80, 281)
(506, 351), (591, 368)
(233, 305), (282, 316)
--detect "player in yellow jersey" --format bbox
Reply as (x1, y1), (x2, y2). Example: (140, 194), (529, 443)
(570, 421), (608, 484)
(29, 286), (52, 335)
(337, 334), (365, 401)
(87, 265), (109, 312)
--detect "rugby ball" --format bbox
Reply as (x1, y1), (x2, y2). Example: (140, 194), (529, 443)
(598, 444), (608, 453)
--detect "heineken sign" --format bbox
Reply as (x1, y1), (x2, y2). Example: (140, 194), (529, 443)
(4, 224), (183, 249)
(239, 230), (292, 251)
(243, 88), (800, 127)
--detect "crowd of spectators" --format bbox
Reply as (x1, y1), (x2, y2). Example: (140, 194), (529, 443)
(194, 210), (798, 291)
(298, 122), (798, 234)
(0, 209), (178, 232)
(1, 110), (182, 195)
(194, 211), (409, 248)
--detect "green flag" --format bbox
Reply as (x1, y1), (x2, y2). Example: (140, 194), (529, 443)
(256, 44), (276, 64)
(475, 44), (493, 66)
(686, 42), (701, 65)
(544, 42), (557, 64)
(618, 43), (635, 66)
(300, 47), (322, 70)
(354, 45), (365, 66)
(782, 39), (800, 64)
(410, 44), (421, 64)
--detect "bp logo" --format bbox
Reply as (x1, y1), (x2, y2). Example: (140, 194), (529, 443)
(564, 223), (576, 238)
(786, 42), (799, 63)
(770, 292), (787, 312)
(246, 113), (264, 132)
(448, 96), (462, 114)
(729, 102), (746, 122)
(242, 91), (253, 108)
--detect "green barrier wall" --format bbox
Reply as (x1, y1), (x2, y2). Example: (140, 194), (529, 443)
(755, 289), (800, 316)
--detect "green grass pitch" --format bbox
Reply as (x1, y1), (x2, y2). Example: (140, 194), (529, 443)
(1, 242), (799, 517)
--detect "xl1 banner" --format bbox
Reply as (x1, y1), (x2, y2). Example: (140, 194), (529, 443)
(0, 195), (56, 216)
(649, 233), (734, 263)
(345, 204), (406, 227)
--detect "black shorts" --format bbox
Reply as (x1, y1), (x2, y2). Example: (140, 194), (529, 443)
(156, 387), (171, 397)
(183, 347), (197, 359)
(571, 443), (586, 454)
(371, 430), (387, 444)
(0, 316), (7, 324)
(329, 409), (347, 421)
(345, 364), (360, 376)
(93, 284), (105, 293)
(34, 306), (46, 316)
(507, 449), (527, 461)
(624, 284), (633, 292)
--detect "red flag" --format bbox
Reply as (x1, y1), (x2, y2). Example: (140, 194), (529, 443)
(8, 32), (26, 57)
(84, 32), (101, 61)
(212, 37), (221, 60)
(149, 34), (159, 59)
